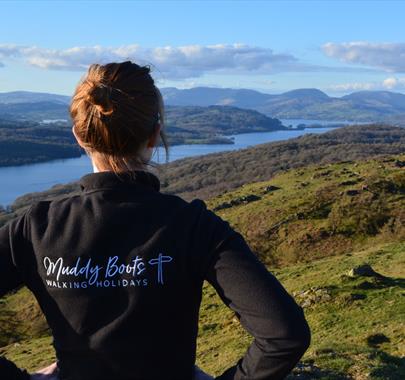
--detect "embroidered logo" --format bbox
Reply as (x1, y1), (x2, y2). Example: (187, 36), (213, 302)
(42, 253), (173, 289)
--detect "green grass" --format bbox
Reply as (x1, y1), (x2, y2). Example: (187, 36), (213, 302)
(3, 241), (403, 379)
(195, 241), (405, 379)
(206, 154), (405, 268)
(1, 154), (404, 378)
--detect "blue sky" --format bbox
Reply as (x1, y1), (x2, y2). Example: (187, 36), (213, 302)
(0, 0), (404, 96)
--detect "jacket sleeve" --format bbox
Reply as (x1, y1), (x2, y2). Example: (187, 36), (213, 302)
(0, 211), (33, 379)
(0, 211), (32, 297)
(194, 200), (311, 380)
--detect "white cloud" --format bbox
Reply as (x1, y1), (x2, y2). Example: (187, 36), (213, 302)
(328, 76), (405, 93)
(383, 77), (397, 89)
(329, 82), (376, 92)
(0, 42), (371, 80)
(323, 42), (405, 72)
(0, 43), (316, 79)
(382, 77), (405, 89)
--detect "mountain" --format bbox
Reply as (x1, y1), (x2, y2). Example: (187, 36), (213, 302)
(342, 90), (405, 105)
(342, 91), (405, 112)
(1, 88), (405, 122)
(275, 88), (330, 101)
(0, 101), (70, 121)
(1, 154), (404, 378)
(0, 91), (70, 105)
(162, 86), (271, 108)
(161, 87), (405, 121)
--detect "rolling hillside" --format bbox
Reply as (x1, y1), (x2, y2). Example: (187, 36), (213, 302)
(158, 124), (405, 201)
(0, 154), (404, 379)
(205, 154), (405, 267)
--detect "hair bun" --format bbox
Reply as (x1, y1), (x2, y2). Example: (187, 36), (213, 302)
(86, 83), (114, 115)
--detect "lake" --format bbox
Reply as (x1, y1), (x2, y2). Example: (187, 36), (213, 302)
(0, 123), (339, 206)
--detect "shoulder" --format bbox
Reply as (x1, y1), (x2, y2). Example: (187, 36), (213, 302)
(29, 193), (81, 211)
(178, 197), (235, 242)
(27, 193), (82, 225)
(158, 192), (208, 215)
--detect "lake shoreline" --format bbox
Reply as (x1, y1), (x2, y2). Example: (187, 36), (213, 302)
(0, 123), (346, 169)
(0, 123), (342, 206)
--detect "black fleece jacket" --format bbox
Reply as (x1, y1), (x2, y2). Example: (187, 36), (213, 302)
(0, 169), (311, 380)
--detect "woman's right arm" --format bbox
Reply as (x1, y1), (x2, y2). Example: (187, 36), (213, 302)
(1, 212), (58, 380)
(194, 200), (311, 380)
(0, 213), (32, 380)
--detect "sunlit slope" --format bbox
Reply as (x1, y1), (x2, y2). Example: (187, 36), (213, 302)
(1, 154), (404, 379)
(197, 241), (405, 379)
(205, 154), (405, 267)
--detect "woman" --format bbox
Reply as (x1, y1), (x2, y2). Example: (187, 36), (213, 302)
(0, 61), (311, 380)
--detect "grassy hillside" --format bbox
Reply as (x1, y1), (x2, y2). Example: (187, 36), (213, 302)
(205, 154), (405, 267)
(0, 154), (404, 378)
(158, 124), (405, 201)
(197, 241), (405, 379)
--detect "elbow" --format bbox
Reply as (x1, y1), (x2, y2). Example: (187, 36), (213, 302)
(277, 305), (312, 355)
(259, 306), (312, 355)
(297, 317), (311, 353)
(290, 308), (312, 355)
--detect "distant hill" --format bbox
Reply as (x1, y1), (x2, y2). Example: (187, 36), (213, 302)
(161, 87), (405, 121)
(342, 90), (405, 109)
(165, 105), (285, 135)
(280, 88), (330, 101)
(0, 105), (285, 167)
(0, 118), (82, 167)
(0, 101), (70, 121)
(0, 91), (70, 105)
(1, 88), (405, 122)
(162, 87), (271, 108)
(0, 91), (70, 121)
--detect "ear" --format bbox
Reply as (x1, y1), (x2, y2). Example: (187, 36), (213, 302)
(147, 123), (162, 148)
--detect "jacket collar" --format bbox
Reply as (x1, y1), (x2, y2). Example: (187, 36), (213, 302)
(79, 170), (161, 192)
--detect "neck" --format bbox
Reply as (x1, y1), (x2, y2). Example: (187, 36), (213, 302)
(92, 160), (100, 173)
(89, 147), (152, 174)
(91, 158), (150, 173)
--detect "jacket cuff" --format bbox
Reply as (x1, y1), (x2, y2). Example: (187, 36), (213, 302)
(0, 357), (30, 380)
